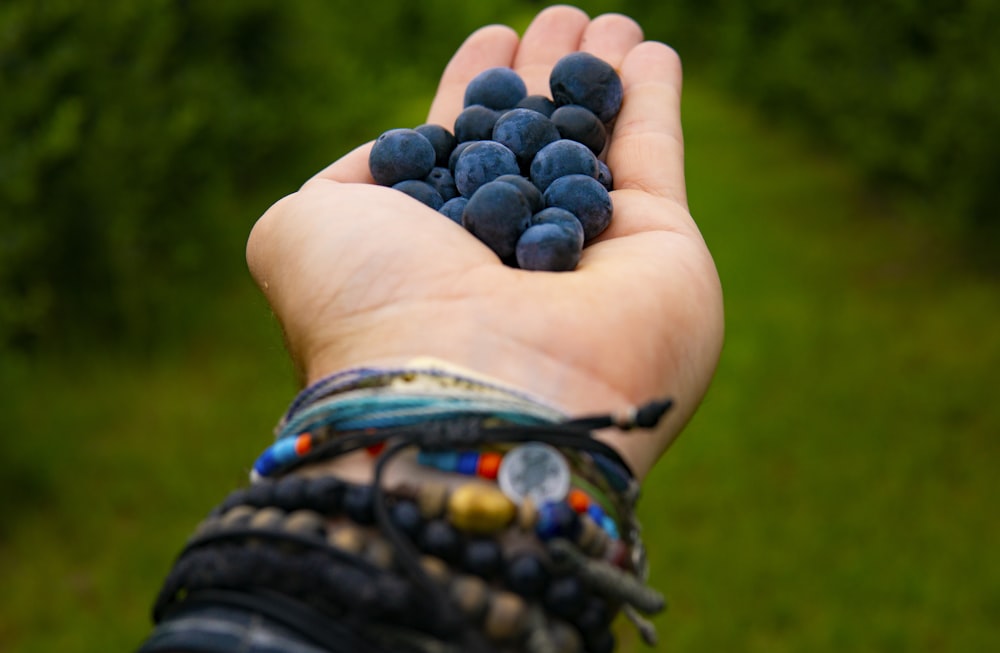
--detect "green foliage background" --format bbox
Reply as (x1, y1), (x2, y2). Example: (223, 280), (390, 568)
(1, 1), (997, 651)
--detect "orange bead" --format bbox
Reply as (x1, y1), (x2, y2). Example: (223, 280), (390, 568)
(366, 441), (386, 456)
(568, 488), (590, 513)
(477, 452), (502, 480)
(294, 433), (312, 456)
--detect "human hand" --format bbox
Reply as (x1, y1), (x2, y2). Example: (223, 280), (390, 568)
(246, 6), (724, 479)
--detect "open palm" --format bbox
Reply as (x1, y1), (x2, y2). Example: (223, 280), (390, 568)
(246, 7), (723, 477)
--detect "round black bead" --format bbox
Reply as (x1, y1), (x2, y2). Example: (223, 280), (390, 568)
(505, 553), (549, 597)
(390, 499), (423, 539)
(419, 520), (462, 563)
(303, 475), (346, 514)
(585, 628), (615, 653)
(575, 596), (612, 639)
(544, 575), (587, 620)
(272, 475), (309, 510)
(214, 489), (249, 515)
(243, 481), (276, 507)
(462, 538), (502, 578)
(343, 484), (376, 525)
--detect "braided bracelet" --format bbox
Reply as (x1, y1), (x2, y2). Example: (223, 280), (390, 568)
(147, 366), (672, 652)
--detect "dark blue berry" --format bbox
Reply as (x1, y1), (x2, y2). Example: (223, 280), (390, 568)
(454, 141), (520, 198)
(448, 140), (475, 174)
(419, 520), (462, 563)
(550, 52), (624, 123)
(597, 160), (613, 191)
(492, 108), (561, 171)
(494, 174), (544, 213)
(438, 197), (468, 224)
(454, 105), (501, 143)
(515, 223), (583, 272)
(369, 128), (436, 186)
(529, 139), (599, 192)
(462, 180), (533, 258)
(462, 538), (502, 578)
(543, 174), (613, 241)
(464, 67), (527, 110)
(531, 207), (584, 248)
(414, 123), (457, 167)
(392, 179), (444, 209)
(424, 167), (458, 202)
(551, 104), (607, 155)
(516, 94), (557, 117)
(505, 553), (549, 597)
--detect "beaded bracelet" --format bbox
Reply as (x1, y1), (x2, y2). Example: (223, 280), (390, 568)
(148, 366), (673, 652)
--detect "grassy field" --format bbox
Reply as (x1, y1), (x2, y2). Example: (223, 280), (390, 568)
(1, 79), (997, 652)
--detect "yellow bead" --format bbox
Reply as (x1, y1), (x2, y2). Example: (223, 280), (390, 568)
(483, 590), (527, 640)
(447, 484), (516, 534)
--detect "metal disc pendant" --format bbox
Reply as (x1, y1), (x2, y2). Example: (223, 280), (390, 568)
(497, 442), (571, 504)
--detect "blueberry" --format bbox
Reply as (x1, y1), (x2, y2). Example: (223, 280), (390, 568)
(516, 94), (557, 117)
(515, 223), (583, 272)
(494, 173), (544, 213)
(424, 167), (458, 201)
(438, 197), (468, 224)
(369, 128), (436, 186)
(492, 108), (561, 171)
(464, 67), (527, 110)
(529, 139), (599, 192)
(454, 105), (501, 143)
(550, 52), (624, 123)
(597, 160), (613, 191)
(454, 140), (519, 198)
(462, 180), (533, 258)
(531, 207), (584, 249)
(543, 174), (613, 241)
(414, 123), (457, 167)
(392, 179), (444, 209)
(551, 104), (607, 155)
(448, 140), (476, 174)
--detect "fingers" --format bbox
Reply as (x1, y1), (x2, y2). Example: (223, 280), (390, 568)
(579, 13), (644, 69)
(605, 41), (687, 206)
(307, 141), (375, 185)
(426, 25), (520, 129)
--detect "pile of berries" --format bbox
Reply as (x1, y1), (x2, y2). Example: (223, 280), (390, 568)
(368, 52), (623, 272)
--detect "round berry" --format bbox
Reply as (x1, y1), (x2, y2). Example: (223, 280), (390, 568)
(368, 128), (436, 186)
(543, 174), (613, 241)
(550, 52), (624, 123)
(529, 139), (599, 192)
(464, 67), (528, 110)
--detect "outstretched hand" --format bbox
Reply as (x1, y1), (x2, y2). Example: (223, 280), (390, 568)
(246, 6), (723, 478)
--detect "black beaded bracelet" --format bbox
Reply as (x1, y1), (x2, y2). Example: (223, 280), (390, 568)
(146, 400), (673, 653)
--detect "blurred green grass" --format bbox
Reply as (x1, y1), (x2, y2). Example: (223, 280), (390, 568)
(1, 78), (998, 652)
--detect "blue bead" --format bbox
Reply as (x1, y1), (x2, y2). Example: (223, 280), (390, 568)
(587, 504), (606, 523)
(457, 451), (479, 475)
(601, 515), (619, 539)
(418, 450), (459, 472)
(536, 502), (580, 540)
(253, 449), (279, 476)
(273, 438), (298, 463)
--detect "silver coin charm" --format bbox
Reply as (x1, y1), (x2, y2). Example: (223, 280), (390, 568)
(497, 442), (571, 504)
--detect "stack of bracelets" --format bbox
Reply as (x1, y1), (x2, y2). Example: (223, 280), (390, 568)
(141, 364), (672, 653)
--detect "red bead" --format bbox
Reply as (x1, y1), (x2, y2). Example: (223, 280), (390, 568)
(567, 488), (590, 513)
(477, 452), (502, 480)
